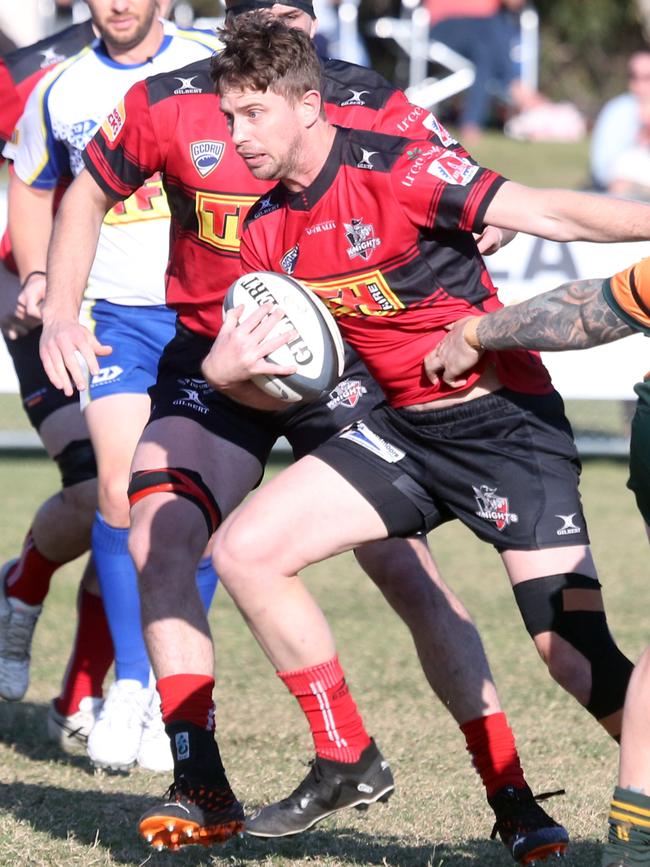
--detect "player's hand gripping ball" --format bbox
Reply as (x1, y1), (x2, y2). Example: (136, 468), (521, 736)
(224, 271), (345, 403)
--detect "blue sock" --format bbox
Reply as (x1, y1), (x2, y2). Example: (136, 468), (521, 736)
(92, 512), (150, 687)
(196, 556), (219, 612)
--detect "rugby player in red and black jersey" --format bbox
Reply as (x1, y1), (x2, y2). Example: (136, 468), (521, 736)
(37, 1), (555, 856)
(0, 18), (115, 754)
(205, 17), (650, 863)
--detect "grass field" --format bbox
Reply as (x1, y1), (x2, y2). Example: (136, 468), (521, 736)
(0, 453), (645, 867)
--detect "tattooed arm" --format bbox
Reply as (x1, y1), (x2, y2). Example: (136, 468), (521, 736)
(425, 277), (637, 388)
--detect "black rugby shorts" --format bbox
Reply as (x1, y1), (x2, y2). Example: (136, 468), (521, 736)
(314, 387), (591, 550)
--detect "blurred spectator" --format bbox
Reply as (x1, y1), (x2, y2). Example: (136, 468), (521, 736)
(313, 0), (370, 66)
(425, 0), (545, 140)
(591, 49), (650, 198)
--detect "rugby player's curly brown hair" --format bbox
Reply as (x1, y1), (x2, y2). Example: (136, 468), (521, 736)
(211, 12), (322, 103)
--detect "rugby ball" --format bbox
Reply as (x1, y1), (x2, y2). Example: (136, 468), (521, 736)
(223, 271), (345, 403)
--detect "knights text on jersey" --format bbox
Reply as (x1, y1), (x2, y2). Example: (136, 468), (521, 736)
(5, 21), (220, 306)
(240, 126), (553, 408)
(82, 55), (473, 337)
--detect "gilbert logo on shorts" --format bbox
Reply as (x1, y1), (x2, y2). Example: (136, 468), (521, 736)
(173, 384), (209, 415)
(556, 513), (581, 536)
(473, 484), (519, 531)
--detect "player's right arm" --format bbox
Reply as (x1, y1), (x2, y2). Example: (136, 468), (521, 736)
(41, 169), (115, 396)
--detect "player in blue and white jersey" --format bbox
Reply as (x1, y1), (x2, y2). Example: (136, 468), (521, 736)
(3, 0), (221, 773)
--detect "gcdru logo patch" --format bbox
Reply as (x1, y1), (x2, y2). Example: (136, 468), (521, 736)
(190, 140), (225, 178)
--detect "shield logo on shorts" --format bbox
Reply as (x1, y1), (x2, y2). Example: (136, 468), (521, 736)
(473, 484), (518, 531)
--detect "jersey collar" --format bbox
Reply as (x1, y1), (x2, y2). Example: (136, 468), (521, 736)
(284, 125), (346, 211)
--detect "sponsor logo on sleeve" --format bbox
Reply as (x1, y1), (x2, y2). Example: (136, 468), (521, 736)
(101, 100), (126, 143)
(396, 105), (425, 134)
(344, 218), (381, 261)
(427, 150), (479, 186)
(422, 113), (457, 146)
(339, 421), (405, 463)
(190, 140), (225, 177)
(401, 145), (439, 188)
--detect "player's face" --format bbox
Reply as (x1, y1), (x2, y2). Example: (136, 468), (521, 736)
(222, 87), (305, 182)
(87, 0), (159, 53)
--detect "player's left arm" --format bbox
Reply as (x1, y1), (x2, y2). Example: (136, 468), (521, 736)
(425, 276), (637, 387)
(484, 180), (650, 242)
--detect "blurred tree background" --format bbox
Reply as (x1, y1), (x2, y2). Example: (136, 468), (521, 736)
(535, 0), (648, 117)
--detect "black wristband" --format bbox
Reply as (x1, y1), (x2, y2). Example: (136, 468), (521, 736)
(20, 270), (46, 290)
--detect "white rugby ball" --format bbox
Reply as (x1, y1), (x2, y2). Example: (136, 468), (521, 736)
(224, 271), (345, 403)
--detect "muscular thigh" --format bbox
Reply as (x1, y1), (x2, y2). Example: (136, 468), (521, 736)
(133, 415), (266, 522)
(218, 455), (389, 576)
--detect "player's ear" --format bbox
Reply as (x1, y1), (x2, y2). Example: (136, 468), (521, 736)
(309, 16), (318, 38)
(301, 89), (322, 128)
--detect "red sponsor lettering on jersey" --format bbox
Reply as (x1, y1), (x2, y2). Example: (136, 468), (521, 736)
(304, 269), (404, 317)
(195, 192), (259, 253)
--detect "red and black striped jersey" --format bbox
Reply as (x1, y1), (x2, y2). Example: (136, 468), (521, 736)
(83, 53), (469, 338)
(240, 126), (553, 407)
(0, 19), (95, 151)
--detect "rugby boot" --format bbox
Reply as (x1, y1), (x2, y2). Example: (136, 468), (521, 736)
(47, 696), (103, 754)
(488, 784), (569, 864)
(139, 773), (245, 850)
(87, 679), (150, 770)
(245, 738), (394, 838)
(0, 559), (42, 701)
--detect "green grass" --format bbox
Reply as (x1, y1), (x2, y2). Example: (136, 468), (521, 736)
(0, 456), (645, 866)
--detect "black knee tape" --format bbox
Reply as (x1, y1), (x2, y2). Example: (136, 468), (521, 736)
(513, 573), (633, 723)
(127, 467), (221, 536)
(53, 438), (97, 488)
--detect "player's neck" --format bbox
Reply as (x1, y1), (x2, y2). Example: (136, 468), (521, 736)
(103, 17), (165, 66)
(283, 122), (337, 193)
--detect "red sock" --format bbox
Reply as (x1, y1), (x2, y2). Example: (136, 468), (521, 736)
(158, 674), (215, 731)
(460, 712), (526, 798)
(55, 588), (114, 716)
(278, 655), (371, 762)
(5, 529), (60, 606)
